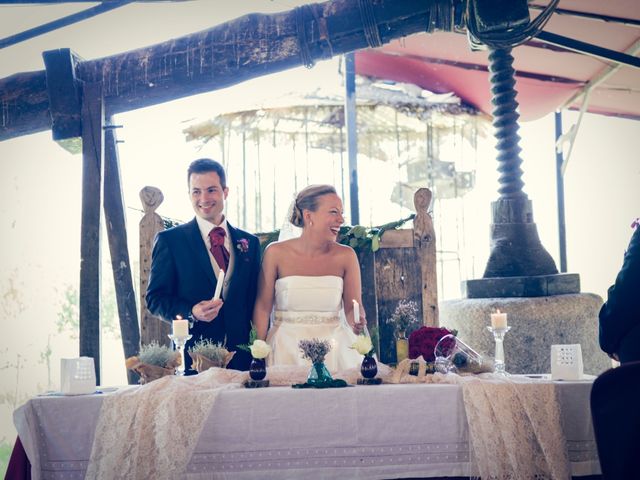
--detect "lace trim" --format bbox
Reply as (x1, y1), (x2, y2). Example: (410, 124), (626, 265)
(273, 311), (339, 325)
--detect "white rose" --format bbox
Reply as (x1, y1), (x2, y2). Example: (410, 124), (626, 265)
(351, 335), (373, 356)
(250, 339), (272, 359)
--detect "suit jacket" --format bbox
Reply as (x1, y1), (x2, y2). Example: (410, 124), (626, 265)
(599, 227), (640, 364)
(146, 218), (261, 371)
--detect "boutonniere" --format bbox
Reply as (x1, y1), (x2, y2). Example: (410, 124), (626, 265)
(236, 238), (249, 253)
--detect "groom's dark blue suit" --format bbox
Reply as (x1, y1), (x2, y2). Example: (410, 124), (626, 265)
(146, 218), (260, 371)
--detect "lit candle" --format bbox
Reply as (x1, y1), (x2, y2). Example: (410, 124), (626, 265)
(173, 315), (189, 337)
(491, 309), (508, 329)
(352, 299), (361, 324)
(212, 269), (225, 301)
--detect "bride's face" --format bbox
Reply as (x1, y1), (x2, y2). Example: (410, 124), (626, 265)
(306, 193), (344, 240)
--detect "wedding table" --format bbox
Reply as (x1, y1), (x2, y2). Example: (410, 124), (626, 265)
(14, 378), (600, 480)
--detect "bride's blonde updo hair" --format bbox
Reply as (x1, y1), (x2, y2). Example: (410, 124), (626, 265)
(290, 184), (337, 228)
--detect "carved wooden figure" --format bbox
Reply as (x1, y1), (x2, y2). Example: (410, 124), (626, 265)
(139, 186), (171, 346)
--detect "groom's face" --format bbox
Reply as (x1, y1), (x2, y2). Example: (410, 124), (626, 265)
(189, 171), (229, 225)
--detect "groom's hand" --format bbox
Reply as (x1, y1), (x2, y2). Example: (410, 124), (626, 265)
(192, 299), (224, 323)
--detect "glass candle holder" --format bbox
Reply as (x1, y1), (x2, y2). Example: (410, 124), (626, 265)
(486, 326), (511, 376)
(168, 334), (192, 376)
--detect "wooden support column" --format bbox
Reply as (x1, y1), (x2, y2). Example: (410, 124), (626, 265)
(103, 118), (140, 384)
(344, 52), (360, 225)
(79, 82), (104, 384)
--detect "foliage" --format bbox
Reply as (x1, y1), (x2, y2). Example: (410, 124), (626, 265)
(257, 214), (416, 255)
(188, 339), (233, 365)
(55, 284), (120, 340)
(138, 341), (176, 368)
(298, 338), (331, 364)
(368, 325), (380, 358)
(387, 300), (421, 338)
(236, 326), (258, 353)
(162, 216), (181, 230)
(338, 213), (415, 253)
(0, 440), (13, 479)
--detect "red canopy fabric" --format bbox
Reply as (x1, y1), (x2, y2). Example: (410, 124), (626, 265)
(356, 0), (640, 121)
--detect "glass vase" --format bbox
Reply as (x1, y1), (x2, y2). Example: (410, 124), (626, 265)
(396, 333), (409, 364)
(249, 358), (266, 381)
(307, 362), (333, 385)
(360, 355), (378, 379)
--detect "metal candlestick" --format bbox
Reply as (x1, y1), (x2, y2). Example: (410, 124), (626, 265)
(168, 334), (192, 376)
(487, 326), (511, 376)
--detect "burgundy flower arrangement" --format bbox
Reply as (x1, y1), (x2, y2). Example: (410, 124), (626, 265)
(408, 326), (456, 362)
(236, 238), (249, 253)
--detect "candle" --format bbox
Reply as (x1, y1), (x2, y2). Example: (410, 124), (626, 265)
(173, 316), (189, 337)
(212, 269), (225, 301)
(491, 309), (508, 329)
(352, 299), (361, 324)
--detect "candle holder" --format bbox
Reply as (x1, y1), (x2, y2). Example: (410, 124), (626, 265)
(168, 334), (192, 376)
(486, 326), (511, 376)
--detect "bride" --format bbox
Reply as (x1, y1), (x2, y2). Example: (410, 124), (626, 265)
(253, 184), (365, 371)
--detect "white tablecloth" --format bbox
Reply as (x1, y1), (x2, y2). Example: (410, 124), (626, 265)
(14, 380), (600, 480)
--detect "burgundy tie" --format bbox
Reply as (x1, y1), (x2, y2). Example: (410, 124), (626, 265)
(209, 227), (230, 271)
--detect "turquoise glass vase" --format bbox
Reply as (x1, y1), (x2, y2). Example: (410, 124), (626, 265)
(307, 362), (333, 385)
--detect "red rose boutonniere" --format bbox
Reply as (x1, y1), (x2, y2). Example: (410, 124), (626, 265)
(632, 218), (639, 230)
(236, 238), (249, 253)
(408, 326), (456, 362)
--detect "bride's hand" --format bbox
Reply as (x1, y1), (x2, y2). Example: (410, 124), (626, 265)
(351, 321), (365, 335)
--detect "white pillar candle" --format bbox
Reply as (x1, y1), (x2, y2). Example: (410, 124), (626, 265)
(352, 299), (361, 324)
(173, 316), (189, 337)
(491, 309), (508, 329)
(212, 269), (225, 301)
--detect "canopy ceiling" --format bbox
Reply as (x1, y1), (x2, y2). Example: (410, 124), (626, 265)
(355, 0), (640, 121)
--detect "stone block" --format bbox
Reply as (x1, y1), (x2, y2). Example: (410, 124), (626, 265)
(440, 293), (611, 375)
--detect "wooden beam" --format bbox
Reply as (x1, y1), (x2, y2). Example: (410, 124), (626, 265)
(103, 119), (141, 384)
(79, 82), (104, 385)
(42, 48), (83, 140)
(0, 0), (440, 141)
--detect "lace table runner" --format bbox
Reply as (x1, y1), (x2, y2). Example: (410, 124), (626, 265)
(86, 368), (243, 479)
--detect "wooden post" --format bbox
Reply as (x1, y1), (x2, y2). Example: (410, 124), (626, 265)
(103, 119), (141, 384)
(344, 52), (360, 224)
(413, 188), (438, 327)
(139, 187), (171, 346)
(79, 82), (104, 384)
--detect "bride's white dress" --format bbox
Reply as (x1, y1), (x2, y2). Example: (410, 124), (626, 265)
(266, 275), (362, 371)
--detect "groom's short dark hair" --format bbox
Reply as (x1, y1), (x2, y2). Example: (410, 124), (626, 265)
(187, 158), (227, 189)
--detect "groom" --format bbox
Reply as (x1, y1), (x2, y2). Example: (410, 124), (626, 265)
(146, 158), (260, 372)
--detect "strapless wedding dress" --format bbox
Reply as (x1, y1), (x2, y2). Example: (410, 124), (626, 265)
(266, 275), (362, 371)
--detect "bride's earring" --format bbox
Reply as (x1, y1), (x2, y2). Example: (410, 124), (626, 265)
(310, 220), (313, 226)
